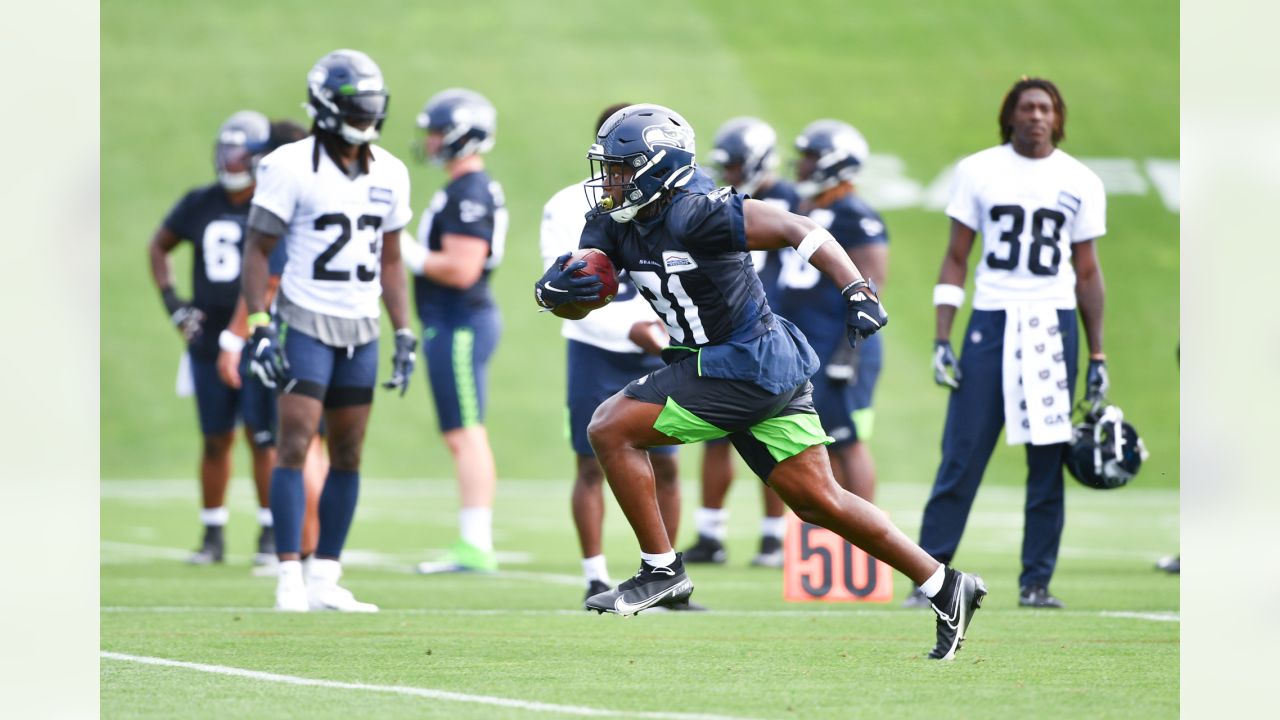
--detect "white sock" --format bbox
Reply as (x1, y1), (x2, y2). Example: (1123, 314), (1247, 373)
(257, 507), (274, 528)
(582, 555), (611, 584)
(278, 559), (304, 584)
(695, 507), (728, 540)
(459, 507), (493, 552)
(920, 564), (947, 598)
(308, 557), (342, 585)
(641, 550), (677, 568)
(760, 516), (785, 539)
(199, 507), (229, 527)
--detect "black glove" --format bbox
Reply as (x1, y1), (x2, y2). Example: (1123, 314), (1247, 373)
(1085, 358), (1109, 409)
(841, 279), (888, 349)
(382, 329), (417, 396)
(248, 324), (288, 389)
(534, 252), (602, 309)
(933, 339), (962, 389)
(825, 342), (859, 384)
(162, 287), (205, 342)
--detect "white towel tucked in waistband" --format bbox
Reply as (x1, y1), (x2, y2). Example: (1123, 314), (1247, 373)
(1002, 304), (1072, 446)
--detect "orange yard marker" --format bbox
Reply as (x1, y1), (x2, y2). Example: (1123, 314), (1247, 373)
(783, 512), (894, 603)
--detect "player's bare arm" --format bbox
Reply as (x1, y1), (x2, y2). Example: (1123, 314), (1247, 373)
(421, 233), (489, 289)
(147, 225), (181, 291)
(627, 320), (668, 356)
(743, 198), (864, 290)
(379, 228), (412, 331)
(1072, 238), (1105, 358)
(934, 219), (977, 342)
(241, 228), (280, 316)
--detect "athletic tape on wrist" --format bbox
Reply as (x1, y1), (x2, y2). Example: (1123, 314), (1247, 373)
(797, 227), (837, 262)
(218, 330), (246, 353)
(932, 283), (965, 307)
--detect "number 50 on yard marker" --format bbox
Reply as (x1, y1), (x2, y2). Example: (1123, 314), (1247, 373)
(783, 513), (894, 603)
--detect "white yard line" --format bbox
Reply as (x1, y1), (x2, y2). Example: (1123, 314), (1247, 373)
(100, 605), (1179, 622)
(100, 651), (762, 720)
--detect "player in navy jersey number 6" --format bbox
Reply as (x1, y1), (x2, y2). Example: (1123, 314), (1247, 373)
(534, 104), (986, 659)
(242, 49), (417, 612)
(148, 110), (279, 567)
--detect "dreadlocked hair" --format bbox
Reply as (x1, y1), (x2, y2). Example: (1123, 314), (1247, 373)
(310, 122), (374, 175)
(999, 76), (1067, 146)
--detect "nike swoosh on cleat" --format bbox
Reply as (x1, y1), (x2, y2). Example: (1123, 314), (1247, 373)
(613, 580), (692, 615)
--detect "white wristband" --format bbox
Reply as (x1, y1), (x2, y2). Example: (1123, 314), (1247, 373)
(797, 227), (837, 262)
(932, 283), (965, 307)
(219, 329), (246, 353)
(400, 235), (429, 276)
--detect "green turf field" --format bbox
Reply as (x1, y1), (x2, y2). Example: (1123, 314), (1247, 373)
(102, 0), (1179, 716)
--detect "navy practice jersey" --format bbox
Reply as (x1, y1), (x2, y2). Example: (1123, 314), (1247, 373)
(748, 180), (801, 309)
(413, 170), (508, 321)
(581, 185), (818, 395)
(162, 183), (253, 359)
(777, 192), (887, 359)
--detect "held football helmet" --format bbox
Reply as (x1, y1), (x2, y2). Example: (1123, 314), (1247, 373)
(416, 88), (497, 163)
(709, 117), (778, 196)
(214, 110), (271, 192)
(585, 104), (698, 223)
(305, 49), (389, 146)
(794, 119), (869, 199)
(1064, 405), (1149, 490)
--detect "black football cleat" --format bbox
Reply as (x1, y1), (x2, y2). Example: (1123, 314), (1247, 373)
(585, 554), (694, 616)
(583, 580), (611, 606)
(750, 535), (783, 568)
(681, 534), (727, 564)
(1019, 584), (1065, 609)
(187, 525), (225, 565)
(1155, 555), (1180, 574)
(928, 569), (986, 660)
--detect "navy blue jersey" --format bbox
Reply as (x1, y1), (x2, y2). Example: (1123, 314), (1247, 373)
(777, 192), (887, 359)
(162, 183), (252, 359)
(581, 184), (818, 394)
(413, 170), (508, 321)
(748, 180), (801, 310)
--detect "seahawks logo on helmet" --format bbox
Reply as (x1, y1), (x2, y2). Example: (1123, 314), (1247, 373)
(642, 124), (693, 152)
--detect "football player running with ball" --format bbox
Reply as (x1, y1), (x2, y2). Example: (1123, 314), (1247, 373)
(242, 49), (417, 612)
(534, 104), (985, 659)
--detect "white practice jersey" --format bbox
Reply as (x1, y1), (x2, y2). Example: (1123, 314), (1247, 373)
(252, 136), (413, 319)
(539, 181), (661, 354)
(947, 144), (1106, 310)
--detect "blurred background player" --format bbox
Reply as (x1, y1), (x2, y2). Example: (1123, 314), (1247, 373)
(536, 104), (984, 660)
(242, 49), (417, 611)
(399, 89), (507, 574)
(541, 103), (688, 604)
(778, 120), (888, 502)
(218, 119), (332, 562)
(682, 117), (797, 568)
(905, 77), (1108, 610)
(147, 110), (278, 566)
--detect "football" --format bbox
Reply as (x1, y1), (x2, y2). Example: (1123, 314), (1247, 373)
(564, 248), (618, 311)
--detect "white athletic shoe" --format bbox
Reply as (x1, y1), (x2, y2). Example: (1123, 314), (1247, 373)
(274, 560), (309, 612)
(306, 558), (379, 613)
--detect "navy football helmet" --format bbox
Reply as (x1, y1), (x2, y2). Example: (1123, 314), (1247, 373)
(709, 117), (778, 196)
(305, 49), (389, 146)
(794, 119), (869, 199)
(416, 88), (497, 163)
(585, 104), (698, 223)
(1064, 405), (1149, 490)
(214, 110), (271, 192)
